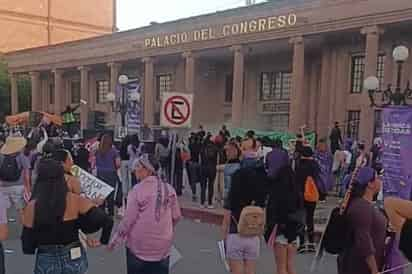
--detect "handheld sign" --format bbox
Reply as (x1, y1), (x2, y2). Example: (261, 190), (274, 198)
(71, 165), (114, 200)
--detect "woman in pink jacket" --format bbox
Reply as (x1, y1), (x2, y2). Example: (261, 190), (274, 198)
(109, 154), (182, 274)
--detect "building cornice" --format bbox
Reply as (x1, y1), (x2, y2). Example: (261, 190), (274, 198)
(5, 0), (412, 73)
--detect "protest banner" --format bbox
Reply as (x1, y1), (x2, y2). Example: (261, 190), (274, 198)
(230, 128), (316, 149)
(381, 106), (412, 274)
(71, 165), (114, 200)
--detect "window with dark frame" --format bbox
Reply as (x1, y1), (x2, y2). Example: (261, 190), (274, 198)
(350, 56), (365, 93)
(374, 109), (383, 138)
(49, 83), (55, 105)
(272, 114), (289, 131)
(376, 55), (385, 90)
(350, 54), (386, 93)
(156, 74), (172, 100)
(225, 74), (233, 103)
(260, 72), (291, 101)
(71, 80), (81, 104)
(96, 80), (109, 104)
(347, 110), (361, 141)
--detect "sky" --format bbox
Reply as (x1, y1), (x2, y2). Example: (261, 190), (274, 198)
(117, 0), (267, 31)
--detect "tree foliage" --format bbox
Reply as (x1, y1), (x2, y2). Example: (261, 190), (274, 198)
(0, 60), (31, 123)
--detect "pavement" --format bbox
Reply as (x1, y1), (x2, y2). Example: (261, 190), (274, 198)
(0, 218), (346, 274)
(3, 209), (412, 274)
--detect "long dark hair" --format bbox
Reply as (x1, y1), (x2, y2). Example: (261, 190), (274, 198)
(228, 166), (267, 214)
(53, 149), (70, 163)
(98, 134), (113, 155)
(32, 159), (68, 227)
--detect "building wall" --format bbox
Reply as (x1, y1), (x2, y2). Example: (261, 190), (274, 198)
(0, 0), (115, 53)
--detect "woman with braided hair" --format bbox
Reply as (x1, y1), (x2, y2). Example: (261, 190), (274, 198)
(108, 154), (182, 274)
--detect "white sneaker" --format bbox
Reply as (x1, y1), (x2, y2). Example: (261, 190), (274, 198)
(207, 204), (215, 209)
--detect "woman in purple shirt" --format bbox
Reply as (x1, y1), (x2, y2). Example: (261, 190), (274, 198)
(109, 154), (181, 274)
(95, 134), (121, 217)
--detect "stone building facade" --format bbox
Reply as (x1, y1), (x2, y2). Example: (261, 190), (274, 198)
(5, 0), (412, 144)
(0, 0), (116, 52)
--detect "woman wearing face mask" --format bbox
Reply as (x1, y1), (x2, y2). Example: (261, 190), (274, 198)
(108, 154), (182, 274)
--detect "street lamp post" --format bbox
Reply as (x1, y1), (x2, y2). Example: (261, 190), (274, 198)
(106, 75), (140, 138)
(365, 45), (411, 107)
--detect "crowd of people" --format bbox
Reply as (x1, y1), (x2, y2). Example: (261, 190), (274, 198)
(0, 120), (411, 274)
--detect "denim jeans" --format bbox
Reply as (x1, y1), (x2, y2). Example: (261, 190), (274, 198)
(126, 248), (169, 274)
(34, 244), (88, 274)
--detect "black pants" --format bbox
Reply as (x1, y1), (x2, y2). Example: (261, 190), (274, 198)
(174, 168), (183, 196)
(186, 162), (200, 196)
(0, 242), (4, 274)
(300, 201), (317, 244)
(200, 165), (217, 205)
(126, 248), (169, 274)
(97, 170), (119, 217)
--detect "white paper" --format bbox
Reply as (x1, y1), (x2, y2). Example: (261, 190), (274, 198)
(169, 245), (182, 269)
(71, 165), (114, 200)
(218, 240), (230, 272)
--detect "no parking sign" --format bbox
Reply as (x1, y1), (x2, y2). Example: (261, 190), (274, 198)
(161, 93), (193, 128)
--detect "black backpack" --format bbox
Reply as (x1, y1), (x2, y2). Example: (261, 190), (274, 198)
(320, 161), (363, 255)
(0, 154), (22, 182)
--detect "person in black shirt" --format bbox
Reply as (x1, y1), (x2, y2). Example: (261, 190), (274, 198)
(222, 165), (267, 274)
(330, 122), (343, 155)
(22, 159), (113, 274)
(73, 142), (90, 172)
(200, 135), (219, 208)
(295, 146), (321, 253)
(265, 165), (303, 274)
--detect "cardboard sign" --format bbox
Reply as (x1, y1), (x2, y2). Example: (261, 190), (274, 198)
(71, 165), (114, 200)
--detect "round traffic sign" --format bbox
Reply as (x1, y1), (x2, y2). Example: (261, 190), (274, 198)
(163, 95), (191, 126)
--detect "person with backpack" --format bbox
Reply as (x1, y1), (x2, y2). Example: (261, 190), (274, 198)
(265, 165), (304, 274)
(0, 136), (31, 216)
(200, 134), (219, 208)
(337, 167), (386, 274)
(295, 146), (321, 253)
(221, 165), (267, 274)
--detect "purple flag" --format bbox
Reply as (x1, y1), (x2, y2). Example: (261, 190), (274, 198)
(381, 106), (412, 274)
(314, 150), (334, 194)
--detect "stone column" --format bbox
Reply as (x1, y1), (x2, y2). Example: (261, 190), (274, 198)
(107, 63), (121, 126)
(289, 36), (305, 133)
(53, 69), (64, 115)
(143, 57), (155, 126)
(30, 72), (41, 112)
(78, 66), (90, 130)
(10, 73), (18, 114)
(360, 26), (382, 145)
(231, 45), (245, 128)
(183, 51), (195, 94)
(108, 62), (121, 95)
